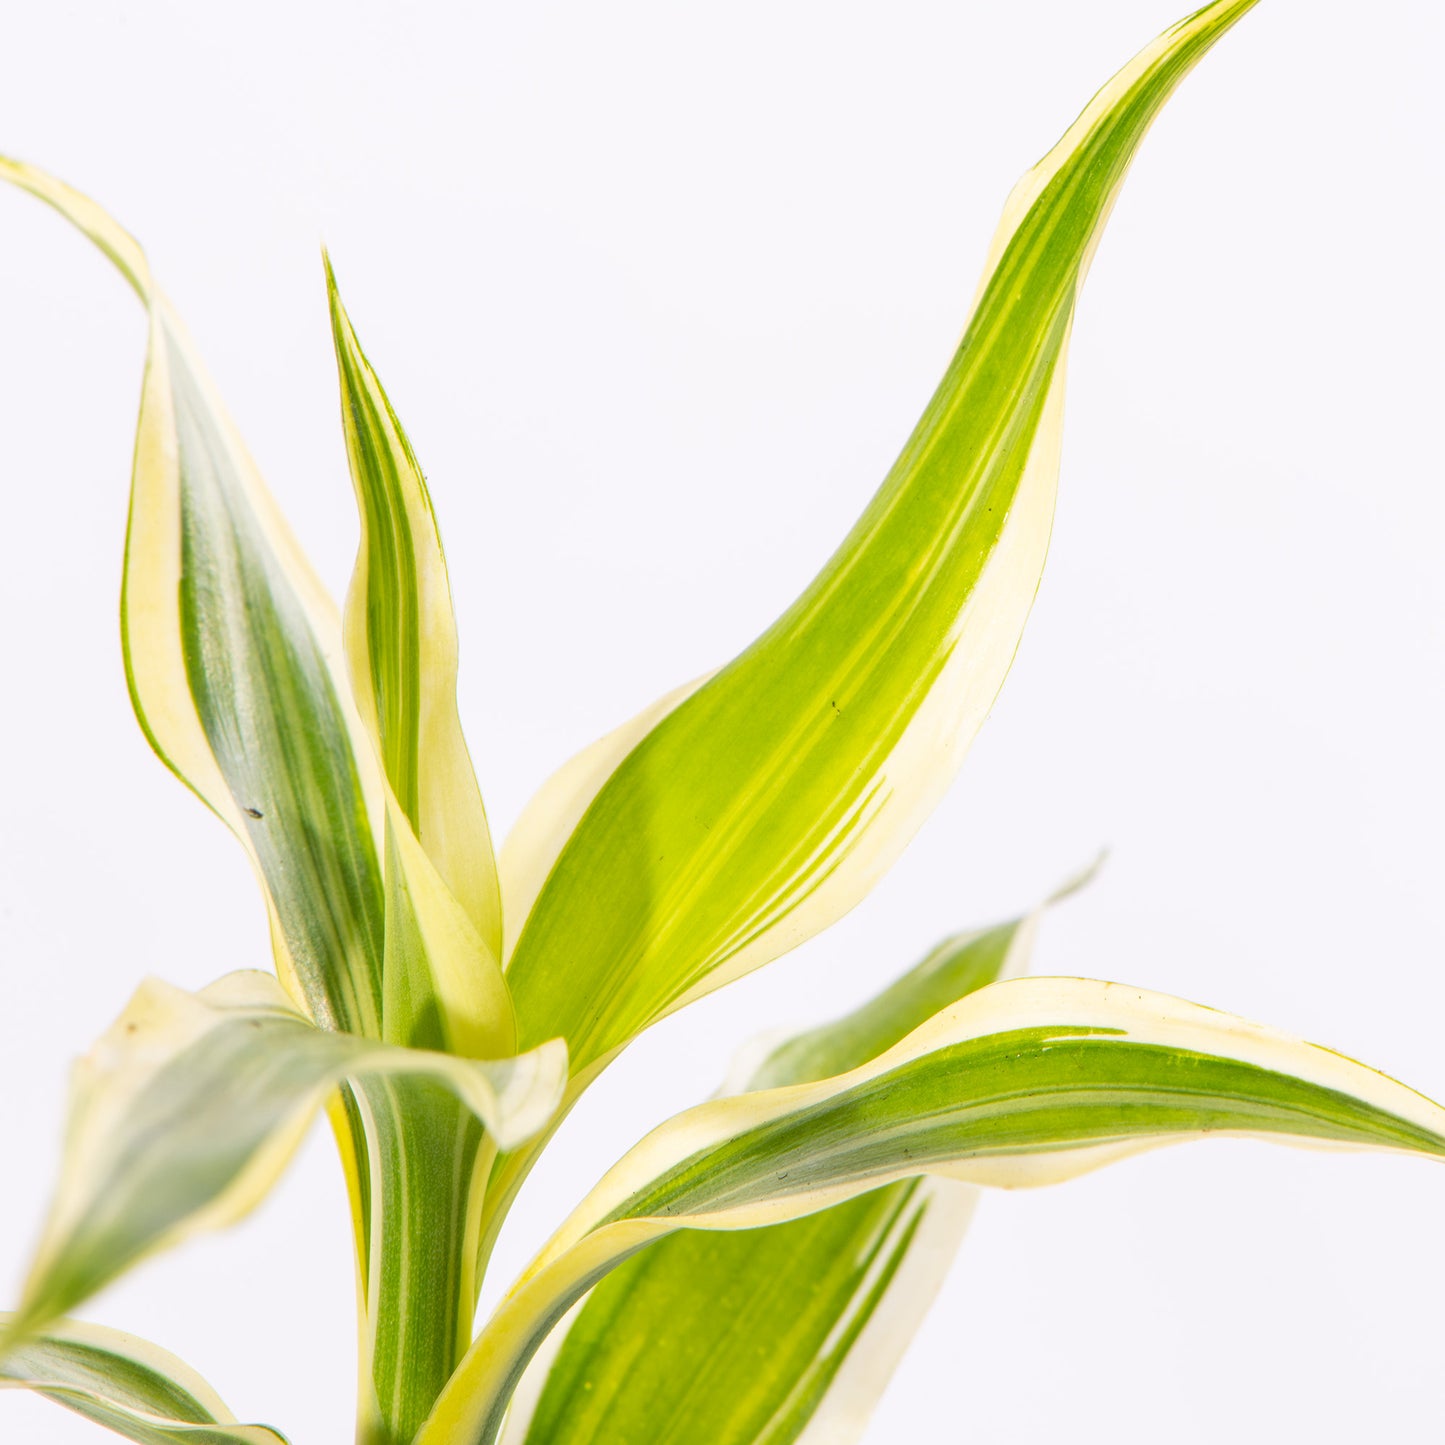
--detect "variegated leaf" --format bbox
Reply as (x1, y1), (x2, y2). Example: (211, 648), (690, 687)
(0, 157), (384, 1037)
(0, 1314), (288, 1445)
(508, 1181), (971, 1445)
(0, 169), (526, 1444)
(504, 878), (1077, 1445)
(326, 261), (512, 1059)
(426, 976), (1445, 1445)
(6, 972), (564, 1344)
(501, 0), (1260, 1104)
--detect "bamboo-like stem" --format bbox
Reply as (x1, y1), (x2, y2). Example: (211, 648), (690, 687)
(353, 1077), (492, 1445)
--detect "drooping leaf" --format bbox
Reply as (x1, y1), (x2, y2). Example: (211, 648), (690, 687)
(502, 0), (1261, 1099)
(0, 1314), (289, 1445)
(6, 972), (565, 1342)
(505, 881), (1076, 1445)
(424, 975), (1445, 1445)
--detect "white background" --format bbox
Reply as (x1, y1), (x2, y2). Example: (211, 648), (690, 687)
(1, 0), (1442, 1440)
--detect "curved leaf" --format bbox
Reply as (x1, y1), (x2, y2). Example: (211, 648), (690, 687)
(504, 0), (1260, 1093)
(0, 1314), (288, 1445)
(497, 676), (709, 963)
(0, 157), (384, 1038)
(424, 976), (1445, 1445)
(7, 972), (565, 1342)
(506, 877), (1075, 1445)
(0, 175), (523, 1435)
(511, 1181), (971, 1445)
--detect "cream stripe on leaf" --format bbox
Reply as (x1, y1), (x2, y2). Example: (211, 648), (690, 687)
(497, 675), (710, 964)
(423, 976), (1445, 1445)
(3, 971), (565, 1346)
(507, 902), (1050, 1445)
(326, 260), (511, 1058)
(509, 1182), (967, 1445)
(0, 1314), (289, 1445)
(502, 0), (1261, 1104)
(0, 157), (384, 1039)
(321, 259), (522, 1445)
(0, 167), (525, 1445)
(784, 1181), (976, 1445)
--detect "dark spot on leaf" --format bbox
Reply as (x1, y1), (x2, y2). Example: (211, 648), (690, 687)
(244, 807), (264, 819)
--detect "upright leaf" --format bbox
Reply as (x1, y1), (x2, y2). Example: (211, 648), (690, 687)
(0, 157), (384, 1036)
(497, 676), (708, 962)
(0, 1315), (289, 1445)
(426, 975), (1445, 1445)
(5, 972), (565, 1343)
(326, 262), (513, 1061)
(0, 176), (524, 1441)
(318, 264), (524, 1441)
(504, 0), (1260, 1094)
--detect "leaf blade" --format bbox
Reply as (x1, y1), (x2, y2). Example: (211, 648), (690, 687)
(514, 1181), (967, 1445)
(326, 259), (504, 970)
(504, 0), (1260, 1089)
(0, 157), (387, 1038)
(426, 976), (1445, 1445)
(0, 1314), (289, 1445)
(506, 884), (1062, 1445)
(8, 972), (564, 1341)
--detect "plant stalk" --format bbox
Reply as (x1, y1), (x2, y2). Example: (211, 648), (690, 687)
(353, 1076), (491, 1445)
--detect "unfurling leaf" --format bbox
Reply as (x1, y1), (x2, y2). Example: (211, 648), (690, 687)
(327, 262), (513, 1060)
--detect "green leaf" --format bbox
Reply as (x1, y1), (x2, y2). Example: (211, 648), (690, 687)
(506, 876), (1092, 1445)
(424, 976), (1445, 1445)
(326, 260), (513, 1060)
(0, 157), (385, 1039)
(497, 675), (709, 963)
(508, 899), (1055, 1445)
(502, 0), (1261, 1096)
(6, 972), (565, 1343)
(740, 861), (1098, 1093)
(0, 175), (522, 1433)
(0, 1315), (289, 1445)
(508, 1181), (970, 1445)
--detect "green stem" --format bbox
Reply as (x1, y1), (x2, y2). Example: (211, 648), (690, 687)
(354, 1075), (491, 1445)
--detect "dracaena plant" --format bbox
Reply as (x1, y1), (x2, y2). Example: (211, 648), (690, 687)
(2, 2), (1442, 1442)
